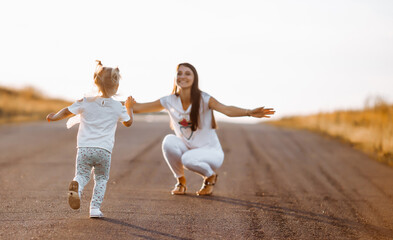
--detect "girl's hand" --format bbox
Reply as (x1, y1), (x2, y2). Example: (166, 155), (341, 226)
(46, 113), (55, 122)
(248, 107), (275, 118)
(125, 96), (136, 109)
(46, 108), (73, 122)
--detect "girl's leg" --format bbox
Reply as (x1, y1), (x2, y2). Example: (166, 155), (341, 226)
(90, 148), (111, 209)
(181, 147), (224, 178)
(73, 148), (93, 196)
(162, 134), (188, 178)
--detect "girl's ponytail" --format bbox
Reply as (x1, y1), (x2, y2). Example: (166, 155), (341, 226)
(94, 60), (104, 85)
(93, 60), (121, 97)
(111, 67), (121, 85)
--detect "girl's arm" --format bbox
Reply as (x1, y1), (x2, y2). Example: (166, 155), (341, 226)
(209, 97), (275, 118)
(133, 99), (164, 114)
(46, 107), (74, 122)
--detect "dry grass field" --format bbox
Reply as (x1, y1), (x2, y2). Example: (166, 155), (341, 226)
(0, 86), (71, 124)
(268, 100), (393, 167)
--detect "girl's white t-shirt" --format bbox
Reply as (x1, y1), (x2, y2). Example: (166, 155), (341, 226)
(68, 97), (130, 153)
(160, 92), (222, 150)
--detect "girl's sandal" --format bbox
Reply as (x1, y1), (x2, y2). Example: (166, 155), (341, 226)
(68, 180), (80, 209)
(171, 182), (187, 195)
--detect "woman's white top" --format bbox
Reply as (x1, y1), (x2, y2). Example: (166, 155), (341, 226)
(68, 97), (130, 153)
(160, 92), (222, 150)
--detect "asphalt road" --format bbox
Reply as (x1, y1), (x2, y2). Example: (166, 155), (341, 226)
(1, 118), (392, 239)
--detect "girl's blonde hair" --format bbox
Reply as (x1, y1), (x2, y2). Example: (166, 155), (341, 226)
(94, 60), (121, 97)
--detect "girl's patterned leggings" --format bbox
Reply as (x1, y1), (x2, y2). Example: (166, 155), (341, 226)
(73, 147), (111, 209)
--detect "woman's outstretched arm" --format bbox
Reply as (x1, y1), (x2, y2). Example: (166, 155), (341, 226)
(133, 99), (165, 114)
(209, 97), (275, 118)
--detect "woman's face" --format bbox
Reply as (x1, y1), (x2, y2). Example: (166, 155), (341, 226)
(176, 65), (194, 90)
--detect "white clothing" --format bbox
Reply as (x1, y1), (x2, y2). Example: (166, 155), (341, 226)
(68, 97), (130, 153)
(160, 92), (221, 150)
(162, 134), (224, 178)
(160, 92), (224, 178)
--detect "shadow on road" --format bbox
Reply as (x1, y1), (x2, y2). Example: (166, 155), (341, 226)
(99, 217), (191, 240)
(185, 195), (393, 238)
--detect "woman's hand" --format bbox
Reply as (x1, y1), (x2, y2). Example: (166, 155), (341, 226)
(248, 107), (275, 118)
(125, 96), (136, 109)
(123, 96), (136, 127)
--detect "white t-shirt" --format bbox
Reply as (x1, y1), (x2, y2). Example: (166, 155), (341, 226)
(68, 97), (130, 153)
(160, 92), (222, 150)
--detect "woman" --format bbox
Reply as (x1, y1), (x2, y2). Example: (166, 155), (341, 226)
(133, 63), (275, 196)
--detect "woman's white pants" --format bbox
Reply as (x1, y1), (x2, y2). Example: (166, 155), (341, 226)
(162, 134), (224, 178)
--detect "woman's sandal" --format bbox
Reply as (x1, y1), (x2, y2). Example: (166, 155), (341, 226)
(171, 182), (187, 195)
(196, 174), (218, 196)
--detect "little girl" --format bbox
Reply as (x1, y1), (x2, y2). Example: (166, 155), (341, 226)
(46, 60), (135, 218)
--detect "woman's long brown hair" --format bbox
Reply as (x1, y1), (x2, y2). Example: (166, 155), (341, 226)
(172, 63), (216, 131)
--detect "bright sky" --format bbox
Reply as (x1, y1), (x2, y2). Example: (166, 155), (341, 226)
(1, 0), (392, 121)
